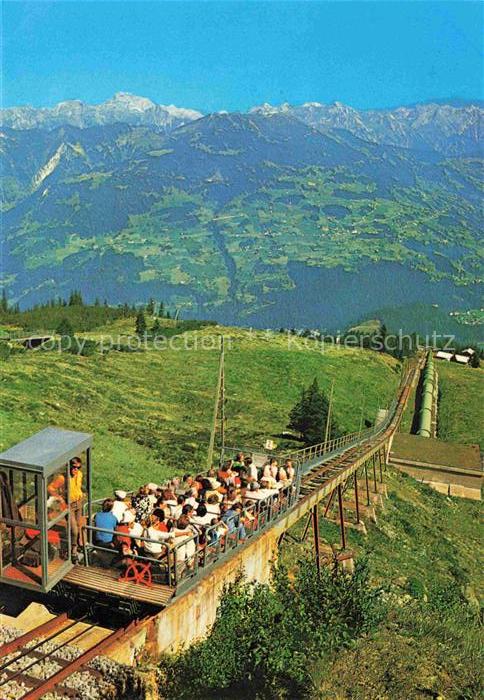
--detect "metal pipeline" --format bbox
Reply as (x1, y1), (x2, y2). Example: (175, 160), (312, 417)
(417, 352), (436, 437)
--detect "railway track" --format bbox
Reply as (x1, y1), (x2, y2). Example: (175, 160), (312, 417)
(0, 612), (140, 700)
(298, 358), (420, 500)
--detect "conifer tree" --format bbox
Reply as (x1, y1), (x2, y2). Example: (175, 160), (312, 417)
(68, 290), (84, 306)
(470, 352), (480, 368)
(159, 301), (165, 317)
(0, 289), (8, 313)
(288, 387), (309, 437)
(380, 323), (387, 348)
(146, 298), (155, 315)
(135, 310), (147, 336)
(56, 318), (74, 337)
(288, 378), (339, 445)
(372, 323), (387, 352)
(152, 319), (162, 337)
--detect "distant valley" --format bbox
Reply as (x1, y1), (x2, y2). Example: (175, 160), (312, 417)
(1, 93), (482, 333)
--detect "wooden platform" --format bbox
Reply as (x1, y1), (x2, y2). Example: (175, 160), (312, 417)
(64, 565), (175, 607)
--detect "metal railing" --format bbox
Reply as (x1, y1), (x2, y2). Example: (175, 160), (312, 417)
(82, 523), (207, 588)
(81, 481), (300, 591)
(82, 524), (174, 582)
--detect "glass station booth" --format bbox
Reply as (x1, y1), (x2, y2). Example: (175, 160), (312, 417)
(0, 427), (93, 592)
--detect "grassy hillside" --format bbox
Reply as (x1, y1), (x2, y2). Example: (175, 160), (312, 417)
(437, 362), (484, 448)
(0, 323), (400, 498)
(282, 469), (483, 699)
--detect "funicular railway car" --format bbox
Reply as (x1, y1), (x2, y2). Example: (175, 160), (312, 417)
(0, 428), (93, 593)
(0, 428), (174, 616)
(0, 428), (302, 618)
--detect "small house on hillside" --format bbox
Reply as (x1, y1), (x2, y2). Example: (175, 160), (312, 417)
(434, 350), (472, 365)
(462, 348), (476, 357)
(452, 354), (471, 365)
(435, 351), (453, 361)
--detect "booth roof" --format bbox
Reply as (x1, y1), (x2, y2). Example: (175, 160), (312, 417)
(0, 427), (93, 475)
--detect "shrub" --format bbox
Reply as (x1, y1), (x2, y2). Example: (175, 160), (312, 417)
(74, 338), (98, 357)
(159, 559), (383, 699)
(406, 576), (426, 600)
(110, 343), (144, 353)
(40, 336), (99, 356)
(0, 341), (11, 361)
(0, 341), (26, 360)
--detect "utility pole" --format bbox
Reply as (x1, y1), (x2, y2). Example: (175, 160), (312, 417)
(207, 336), (225, 470)
(324, 380), (335, 448)
(311, 505), (321, 575)
(220, 338), (225, 461)
(359, 402), (365, 437)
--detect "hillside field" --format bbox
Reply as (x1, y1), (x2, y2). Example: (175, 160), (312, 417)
(0, 323), (400, 498)
(1, 318), (482, 699)
(437, 361), (484, 448)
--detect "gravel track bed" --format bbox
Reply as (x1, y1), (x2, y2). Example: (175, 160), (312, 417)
(0, 624), (23, 645)
(0, 624), (133, 700)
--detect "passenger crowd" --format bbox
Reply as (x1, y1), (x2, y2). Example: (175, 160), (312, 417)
(93, 453), (296, 569)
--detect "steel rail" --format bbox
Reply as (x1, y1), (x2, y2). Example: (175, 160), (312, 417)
(0, 620), (96, 689)
(0, 615), (88, 675)
(0, 612), (69, 657)
(19, 618), (142, 700)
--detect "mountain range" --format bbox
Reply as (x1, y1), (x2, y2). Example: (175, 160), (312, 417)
(1, 92), (203, 133)
(1, 94), (483, 331)
(3, 92), (482, 156)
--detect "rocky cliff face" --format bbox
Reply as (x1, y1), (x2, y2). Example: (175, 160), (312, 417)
(250, 100), (483, 156)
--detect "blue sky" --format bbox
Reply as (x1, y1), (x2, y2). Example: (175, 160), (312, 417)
(2, 1), (483, 111)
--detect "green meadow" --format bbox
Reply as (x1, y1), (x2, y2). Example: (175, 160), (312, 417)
(437, 361), (484, 448)
(1, 316), (481, 699)
(0, 323), (400, 498)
